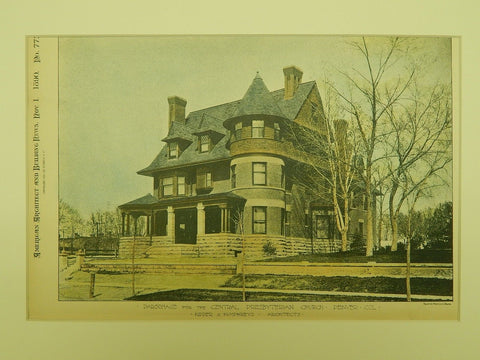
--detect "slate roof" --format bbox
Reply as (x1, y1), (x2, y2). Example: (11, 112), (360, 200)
(137, 77), (316, 176)
(233, 73), (286, 118)
(119, 193), (159, 207)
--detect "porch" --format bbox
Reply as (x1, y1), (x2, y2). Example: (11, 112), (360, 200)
(118, 192), (245, 258)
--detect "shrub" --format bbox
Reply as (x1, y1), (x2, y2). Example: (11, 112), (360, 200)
(263, 241), (277, 256)
(350, 231), (365, 251)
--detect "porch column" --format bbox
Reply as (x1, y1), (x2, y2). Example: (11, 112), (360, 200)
(220, 204), (227, 233)
(133, 215), (138, 236)
(121, 213), (125, 236)
(126, 213), (130, 236)
(146, 215), (150, 235)
(197, 202), (205, 235)
(151, 210), (155, 236)
(226, 208), (231, 233)
(167, 206), (175, 240)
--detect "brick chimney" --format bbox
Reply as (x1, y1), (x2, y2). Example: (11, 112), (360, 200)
(283, 66), (303, 99)
(167, 96), (187, 129)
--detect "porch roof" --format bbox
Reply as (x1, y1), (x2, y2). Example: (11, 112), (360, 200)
(118, 192), (245, 211)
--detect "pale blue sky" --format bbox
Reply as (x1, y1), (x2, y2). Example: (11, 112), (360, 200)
(58, 35), (452, 217)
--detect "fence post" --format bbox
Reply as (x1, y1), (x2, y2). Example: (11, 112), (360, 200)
(89, 272), (96, 298)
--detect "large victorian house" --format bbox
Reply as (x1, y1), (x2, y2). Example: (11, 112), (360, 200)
(118, 66), (369, 259)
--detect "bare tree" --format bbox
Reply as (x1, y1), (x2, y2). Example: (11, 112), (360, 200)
(385, 83), (452, 251)
(333, 37), (415, 256)
(59, 199), (86, 237)
(286, 81), (358, 252)
(402, 186), (430, 301)
(232, 208), (246, 302)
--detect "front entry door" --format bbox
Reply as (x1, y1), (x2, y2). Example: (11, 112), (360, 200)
(175, 208), (197, 244)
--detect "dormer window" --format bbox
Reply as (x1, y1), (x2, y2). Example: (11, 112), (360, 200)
(168, 142), (178, 158)
(252, 120), (264, 138)
(199, 134), (210, 153)
(234, 122), (242, 140)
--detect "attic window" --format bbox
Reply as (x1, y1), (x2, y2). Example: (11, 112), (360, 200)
(274, 122), (281, 140)
(199, 135), (210, 153)
(168, 142), (178, 158)
(234, 122), (242, 140)
(252, 120), (264, 138)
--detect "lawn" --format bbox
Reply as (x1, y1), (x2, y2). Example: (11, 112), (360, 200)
(262, 249), (452, 263)
(222, 274), (453, 296)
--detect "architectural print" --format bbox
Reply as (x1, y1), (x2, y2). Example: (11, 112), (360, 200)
(40, 36), (455, 318)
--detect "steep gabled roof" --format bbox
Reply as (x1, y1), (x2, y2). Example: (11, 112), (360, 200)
(271, 80), (316, 120)
(138, 77), (318, 176)
(162, 121), (195, 142)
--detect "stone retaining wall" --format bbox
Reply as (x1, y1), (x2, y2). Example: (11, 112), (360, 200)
(243, 262), (453, 279)
(81, 262), (236, 275)
(119, 235), (367, 259)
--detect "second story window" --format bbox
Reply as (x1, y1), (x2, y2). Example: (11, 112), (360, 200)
(235, 122), (242, 140)
(274, 122), (281, 140)
(252, 120), (264, 138)
(198, 170), (213, 189)
(205, 172), (212, 187)
(199, 135), (210, 153)
(163, 177), (173, 196)
(252, 162), (266, 185)
(177, 176), (185, 195)
(168, 142), (178, 159)
(231, 165), (236, 188)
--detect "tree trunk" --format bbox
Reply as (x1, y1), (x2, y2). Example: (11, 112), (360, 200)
(406, 235), (411, 302)
(341, 230), (348, 252)
(131, 217), (137, 297)
(389, 181), (399, 251)
(391, 216), (398, 251)
(377, 197), (383, 249)
(365, 176), (374, 257)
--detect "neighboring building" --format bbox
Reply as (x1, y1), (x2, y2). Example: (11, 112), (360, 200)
(118, 66), (369, 259)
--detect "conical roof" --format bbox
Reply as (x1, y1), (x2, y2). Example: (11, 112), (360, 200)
(233, 73), (286, 118)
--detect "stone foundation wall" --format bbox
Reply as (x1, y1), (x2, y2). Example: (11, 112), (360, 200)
(119, 235), (345, 259)
(196, 234), (242, 257)
(118, 237), (153, 258)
